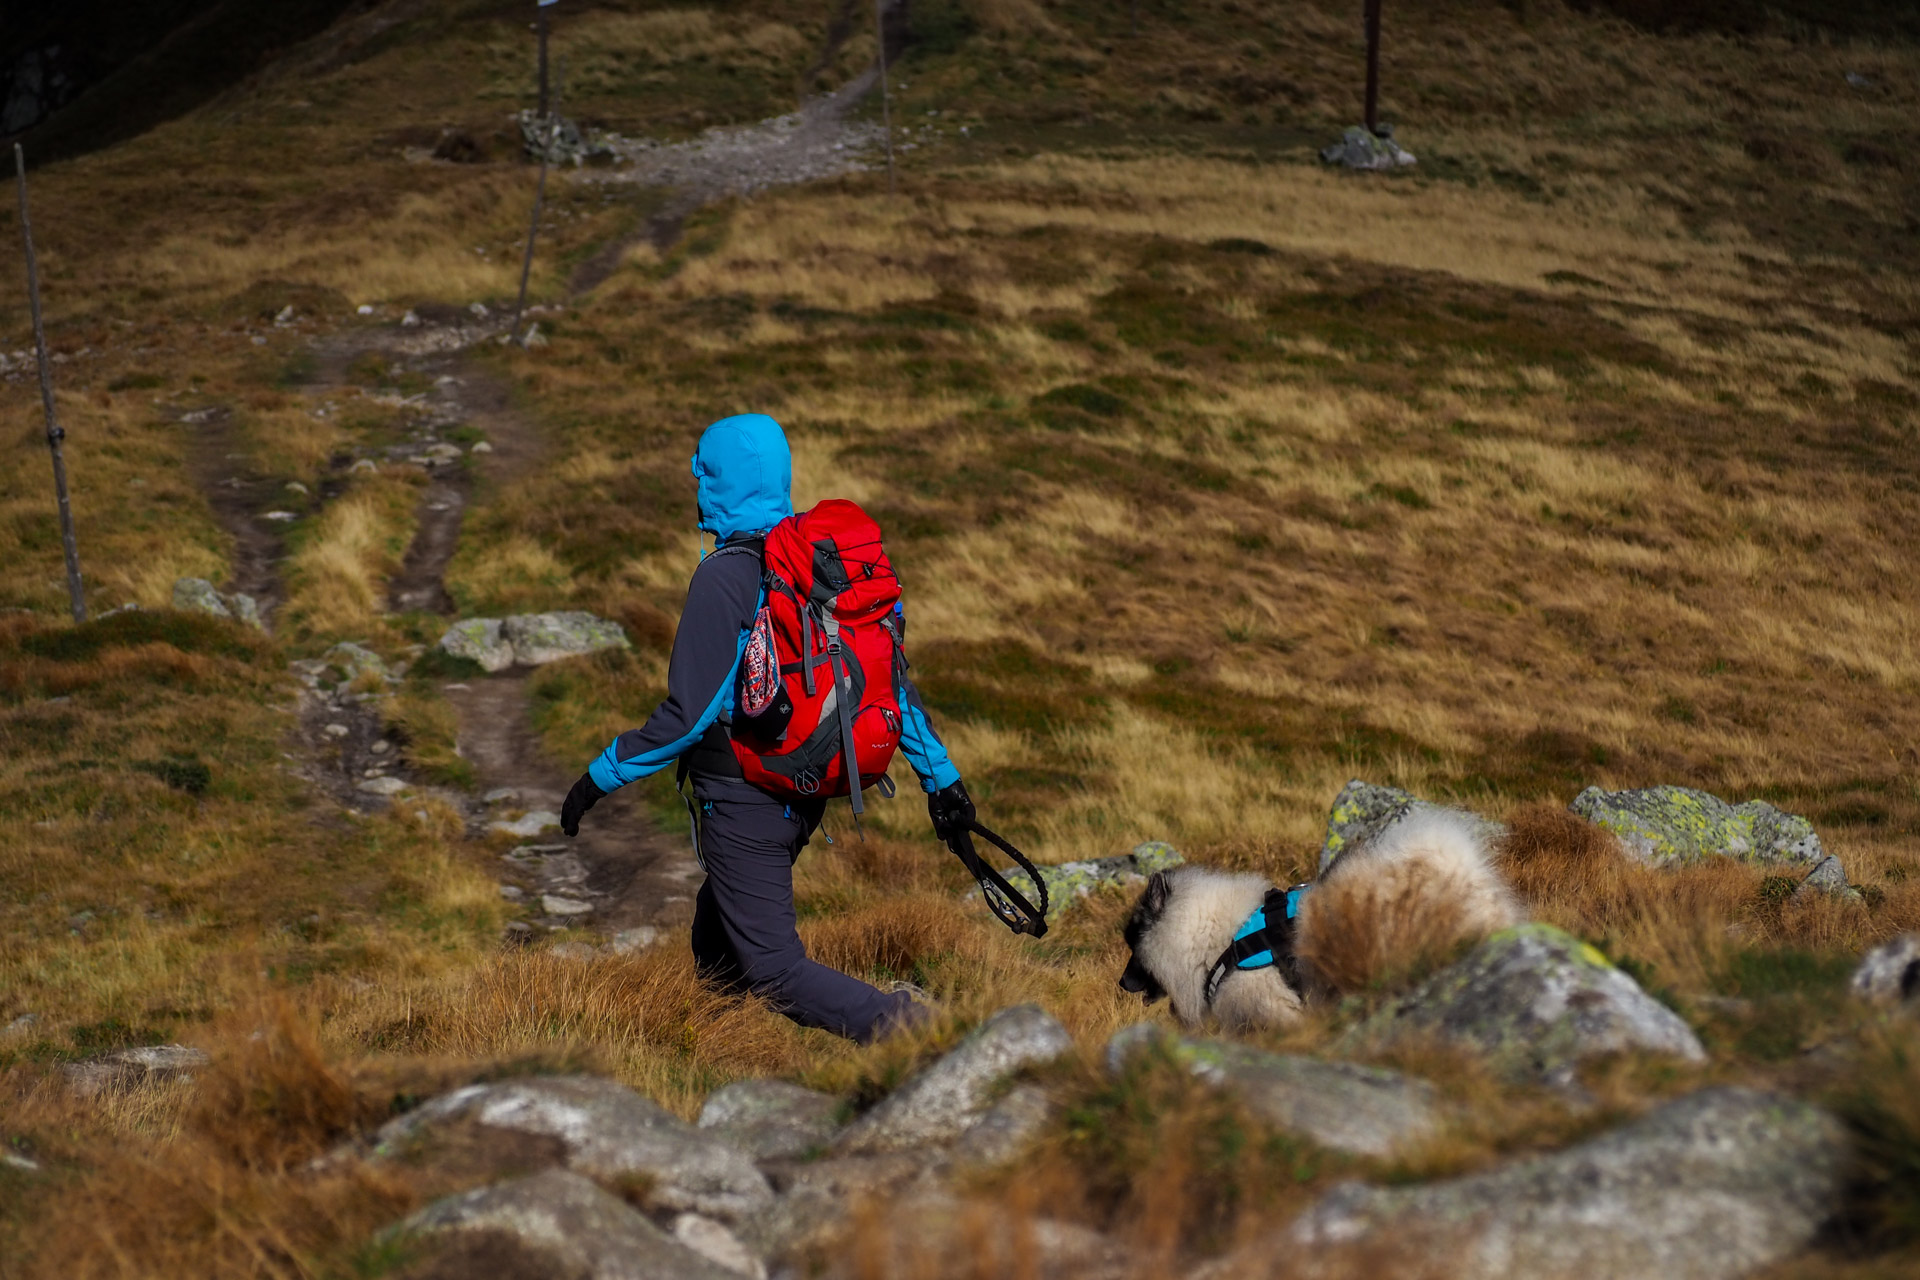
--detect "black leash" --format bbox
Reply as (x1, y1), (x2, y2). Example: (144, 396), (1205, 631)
(947, 819), (1049, 938)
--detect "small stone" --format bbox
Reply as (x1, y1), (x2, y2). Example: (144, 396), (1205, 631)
(550, 941), (598, 960)
(541, 894), (593, 916)
(61, 1044), (210, 1097)
(469, 301), (490, 317)
(698, 1079), (842, 1161)
(357, 304), (374, 316)
(834, 1005), (1073, 1154)
(504, 921), (534, 936)
(3, 1013), (38, 1039)
(672, 1213), (767, 1279)
(470, 440), (494, 453)
(349, 458), (378, 473)
(401, 309), (420, 327)
(494, 811), (562, 838)
(1850, 934), (1920, 1007)
(357, 776), (410, 796)
(323, 723), (349, 738)
(370, 740), (390, 754)
(273, 305), (295, 325)
(499, 884), (524, 901)
(325, 641), (388, 684)
(611, 926), (661, 954)
(484, 787), (520, 804)
(984, 840), (1187, 924)
(284, 481), (309, 495)
(171, 577), (231, 619)
(423, 442), (463, 462)
(263, 511), (296, 522)
(1319, 124), (1417, 170)
(440, 617), (514, 673)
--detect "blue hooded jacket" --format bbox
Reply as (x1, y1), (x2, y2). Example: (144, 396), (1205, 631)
(693, 413), (793, 541)
(586, 415), (959, 799)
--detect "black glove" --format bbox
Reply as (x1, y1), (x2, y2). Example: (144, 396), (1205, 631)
(928, 780), (975, 843)
(560, 773), (606, 837)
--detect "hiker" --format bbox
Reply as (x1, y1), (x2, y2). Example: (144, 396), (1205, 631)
(558, 413), (975, 1043)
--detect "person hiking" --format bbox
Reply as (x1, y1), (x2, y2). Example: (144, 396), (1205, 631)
(557, 412), (975, 1044)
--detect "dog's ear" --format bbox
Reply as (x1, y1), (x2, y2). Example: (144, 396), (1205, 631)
(1143, 869), (1173, 916)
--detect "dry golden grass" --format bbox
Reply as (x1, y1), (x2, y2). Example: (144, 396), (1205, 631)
(4, 0), (1920, 1275)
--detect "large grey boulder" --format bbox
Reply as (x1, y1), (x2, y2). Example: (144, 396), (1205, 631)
(985, 841), (1186, 923)
(1569, 785), (1830, 872)
(438, 617), (513, 673)
(1850, 933), (1920, 1008)
(737, 1151), (935, 1259)
(1349, 923), (1705, 1082)
(1318, 779), (1503, 873)
(697, 1079), (842, 1161)
(505, 611), (630, 666)
(1107, 1028), (1440, 1158)
(1259, 1088), (1846, 1280)
(949, 1082), (1057, 1168)
(373, 1075), (771, 1221)
(833, 1005), (1073, 1155)
(171, 577), (264, 630)
(391, 1169), (744, 1280)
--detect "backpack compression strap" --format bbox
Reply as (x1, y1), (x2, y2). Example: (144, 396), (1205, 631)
(947, 820), (1050, 938)
(1203, 885), (1307, 1009)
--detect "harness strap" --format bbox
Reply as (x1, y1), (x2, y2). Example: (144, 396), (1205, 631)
(829, 645), (865, 823)
(1203, 886), (1305, 1009)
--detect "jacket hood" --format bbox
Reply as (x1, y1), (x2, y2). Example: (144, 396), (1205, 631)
(692, 413), (793, 541)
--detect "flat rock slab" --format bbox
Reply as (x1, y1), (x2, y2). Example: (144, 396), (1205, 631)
(439, 618), (514, 673)
(504, 612), (631, 666)
(171, 577), (264, 630)
(1318, 779), (1504, 874)
(1108, 1028), (1440, 1159)
(1850, 933), (1920, 1008)
(833, 1005), (1073, 1155)
(374, 1075), (771, 1221)
(698, 1078), (842, 1161)
(60, 1044), (210, 1097)
(988, 841), (1185, 924)
(1268, 1088), (1846, 1280)
(1349, 923), (1705, 1082)
(390, 1169), (743, 1280)
(1570, 785), (1831, 874)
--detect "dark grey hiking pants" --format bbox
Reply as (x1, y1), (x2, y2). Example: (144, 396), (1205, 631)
(688, 776), (917, 1044)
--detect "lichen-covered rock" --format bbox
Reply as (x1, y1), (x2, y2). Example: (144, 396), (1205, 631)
(737, 1151), (934, 1259)
(1850, 934), (1920, 1008)
(950, 1082), (1056, 1168)
(60, 1044), (210, 1097)
(505, 611), (630, 666)
(439, 617), (513, 673)
(989, 841), (1186, 922)
(1108, 1028), (1440, 1158)
(1318, 779), (1504, 873)
(833, 1005), (1073, 1154)
(325, 641), (389, 685)
(1260, 1088), (1846, 1280)
(1570, 785), (1831, 873)
(1350, 923), (1705, 1081)
(1319, 124), (1417, 170)
(697, 1079), (842, 1161)
(170, 578), (265, 630)
(391, 1169), (743, 1280)
(373, 1075), (772, 1221)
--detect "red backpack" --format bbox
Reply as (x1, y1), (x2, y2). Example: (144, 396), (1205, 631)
(730, 500), (903, 815)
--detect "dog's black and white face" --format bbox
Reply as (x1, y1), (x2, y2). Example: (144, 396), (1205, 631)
(1117, 870), (1173, 1004)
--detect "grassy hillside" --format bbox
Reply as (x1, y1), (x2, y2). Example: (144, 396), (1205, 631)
(3, 0), (1919, 1274)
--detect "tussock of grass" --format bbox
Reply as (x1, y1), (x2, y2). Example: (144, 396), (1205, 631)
(280, 476), (420, 642)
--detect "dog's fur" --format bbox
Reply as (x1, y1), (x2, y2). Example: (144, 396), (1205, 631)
(1120, 807), (1524, 1031)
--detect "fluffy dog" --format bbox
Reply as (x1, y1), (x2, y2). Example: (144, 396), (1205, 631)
(1119, 807), (1524, 1031)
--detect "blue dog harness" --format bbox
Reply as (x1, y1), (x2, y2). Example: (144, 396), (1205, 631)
(1204, 884), (1309, 1008)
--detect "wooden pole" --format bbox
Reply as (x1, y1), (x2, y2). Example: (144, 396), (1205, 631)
(13, 144), (85, 623)
(876, 0), (895, 195)
(1363, 0), (1382, 135)
(536, 3), (551, 118)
